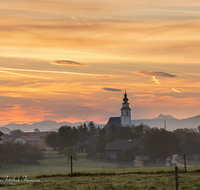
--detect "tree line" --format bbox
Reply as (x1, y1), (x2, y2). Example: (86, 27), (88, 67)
(45, 121), (97, 151)
(45, 122), (200, 162)
(0, 142), (44, 167)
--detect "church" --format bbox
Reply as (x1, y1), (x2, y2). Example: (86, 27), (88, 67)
(106, 91), (131, 127)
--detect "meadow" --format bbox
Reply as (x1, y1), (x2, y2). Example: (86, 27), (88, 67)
(0, 151), (118, 175)
(1, 151), (200, 189)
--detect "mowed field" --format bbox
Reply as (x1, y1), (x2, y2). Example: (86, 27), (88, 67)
(1, 152), (200, 189)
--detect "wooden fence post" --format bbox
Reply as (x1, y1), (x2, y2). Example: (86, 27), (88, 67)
(71, 155), (73, 175)
(184, 154), (187, 172)
(175, 167), (178, 190)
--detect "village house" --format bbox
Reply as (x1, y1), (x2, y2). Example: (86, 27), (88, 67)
(76, 137), (97, 152)
(2, 131), (51, 149)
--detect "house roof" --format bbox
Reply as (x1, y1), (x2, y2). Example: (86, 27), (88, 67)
(2, 134), (18, 142)
(2, 132), (51, 142)
(18, 132), (51, 142)
(106, 117), (121, 127)
(105, 139), (141, 151)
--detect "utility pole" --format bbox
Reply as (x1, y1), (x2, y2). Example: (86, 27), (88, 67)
(164, 115), (166, 129)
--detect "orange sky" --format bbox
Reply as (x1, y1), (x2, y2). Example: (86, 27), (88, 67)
(0, 0), (200, 125)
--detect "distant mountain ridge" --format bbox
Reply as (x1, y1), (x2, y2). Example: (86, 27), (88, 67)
(132, 114), (200, 131)
(0, 114), (200, 133)
(0, 120), (104, 133)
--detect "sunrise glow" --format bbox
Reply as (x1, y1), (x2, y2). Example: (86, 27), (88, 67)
(0, 0), (200, 125)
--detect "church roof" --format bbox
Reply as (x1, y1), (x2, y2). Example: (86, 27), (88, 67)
(106, 117), (121, 127)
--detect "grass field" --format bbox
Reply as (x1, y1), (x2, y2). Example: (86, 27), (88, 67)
(0, 151), (118, 175)
(1, 167), (200, 189)
(1, 152), (200, 189)
(177, 158), (200, 166)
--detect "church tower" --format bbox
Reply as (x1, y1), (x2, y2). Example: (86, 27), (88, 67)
(121, 91), (131, 127)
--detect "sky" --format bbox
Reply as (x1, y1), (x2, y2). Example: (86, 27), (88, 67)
(0, 0), (200, 125)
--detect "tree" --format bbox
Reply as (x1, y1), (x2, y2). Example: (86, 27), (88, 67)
(173, 128), (200, 155)
(34, 128), (40, 132)
(0, 142), (44, 166)
(144, 128), (180, 162)
(59, 147), (77, 162)
(57, 126), (79, 149)
(121, 145), (139, 161)
(9, 129), (24, 136)
(44, 132), (58, 150)
(0, 131), (4, 141)
(88, 121), (97, 137)
(77, 123), (89, 141)
(96, 127), (107, 154)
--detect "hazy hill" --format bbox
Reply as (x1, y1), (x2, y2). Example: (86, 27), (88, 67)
(0, 127), (12, 134)
(1, 114), (200, 132)
(1, 120), (104, 132)
(132, 114), (200, 131)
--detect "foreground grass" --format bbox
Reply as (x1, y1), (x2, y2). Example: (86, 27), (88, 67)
(1, 167), (200, 189)
(1, 152), (200, 189)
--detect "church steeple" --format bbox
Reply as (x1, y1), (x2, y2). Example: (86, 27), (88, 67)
(123, 91), (128, 103)
(121, 91), (131, 127)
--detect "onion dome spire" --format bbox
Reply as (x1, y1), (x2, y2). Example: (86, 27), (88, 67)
(123, 90), (128, 103)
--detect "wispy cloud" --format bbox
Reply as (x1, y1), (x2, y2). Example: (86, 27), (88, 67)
(136, 71), (177, 78)
(0, 70), (50, 80)
(151, 76), (161, 85)
(0, 67), (111, 78)
(172, 88), (181, 93)
(102, 88), (122, 92)
(71, 16), (79, 23)
(51, 60), (88, 66)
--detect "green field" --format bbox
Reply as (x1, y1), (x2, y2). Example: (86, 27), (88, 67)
(1, 152), (200, 189)
(0, 151), (119, 175)
(177, 159), (200, 166)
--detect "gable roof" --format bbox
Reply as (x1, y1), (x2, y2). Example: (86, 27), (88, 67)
(2, 132), (50, 143)
(106, 117), (121, 127)
(105, 139), (141, 151)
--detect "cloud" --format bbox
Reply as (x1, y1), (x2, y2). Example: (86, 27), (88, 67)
(51, 60), (88, 67)
(172, 88), (181, 93)
(0, 70), (50, 80)
(151, 76), (161, 85)
(95, 76), (112, 79)
(102, 88), (122, 92)
(0, 67), (111, 78)
(0, 105), (16, 109)
(136, 71), (177, 78)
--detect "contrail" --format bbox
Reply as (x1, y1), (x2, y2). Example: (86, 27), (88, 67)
(151, 76), (161, 85)
(172, 88), (181, 93)
(0, 67), (111, 78)
(71, 16), (79, 22)
(0, 70), (50, 80)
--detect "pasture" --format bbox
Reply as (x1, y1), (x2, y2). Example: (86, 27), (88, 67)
(0, 151), (118, 175)
(1, 151), (200, 189)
